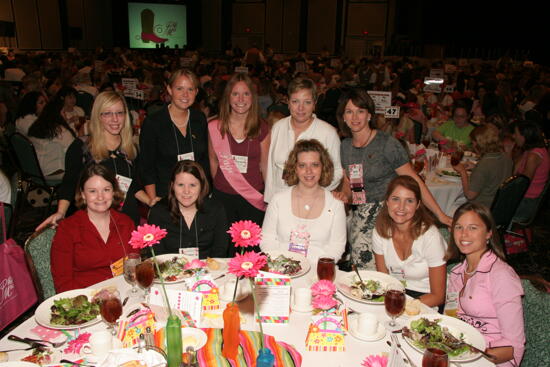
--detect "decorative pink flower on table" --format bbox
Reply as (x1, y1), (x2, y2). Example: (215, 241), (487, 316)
(361, 354), (388, 367)
(63, 332), (91, 354)
(228, 251), (267, 278)
(227, 220), (262, 248)
(129, 224), (167, 249)
(312, 294), (337, 310)
(311, 280), (336, 297)
(184, 259), (207, 270)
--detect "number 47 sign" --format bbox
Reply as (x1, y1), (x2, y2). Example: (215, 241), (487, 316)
(384, 106), (400, 119)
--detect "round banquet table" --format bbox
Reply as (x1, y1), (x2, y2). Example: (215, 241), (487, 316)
(0, 264), (494, 367)
(425, 171), (467, 217)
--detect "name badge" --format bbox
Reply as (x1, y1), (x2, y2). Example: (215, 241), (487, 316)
(288, 225), (310, 257)
(116, 174), (132, 195)
(351, 190), (366, 205)
(349, 164), (363, 182)
(110, 256), (126, 277)
(232, 155), (248, 173)
(389, 265), (406, 287)
(178, 152), (195, 161)
(180, 247), (199, 259)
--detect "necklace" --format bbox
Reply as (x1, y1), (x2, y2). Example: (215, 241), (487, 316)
(169, 104), (189, 127)
(465, 268), (476, 276)
(353, 128), (374, 148)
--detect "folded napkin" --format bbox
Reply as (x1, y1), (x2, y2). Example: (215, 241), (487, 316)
(98, 348), (165, 367)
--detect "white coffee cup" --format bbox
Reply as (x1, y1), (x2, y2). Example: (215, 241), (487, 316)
(82, 331), (113, 358)
(356, 312), (379, 337)
(293, 288), (312, 308)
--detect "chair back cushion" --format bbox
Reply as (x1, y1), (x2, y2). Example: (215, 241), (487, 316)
(521, 279), (550, 367)
(9, 133), (45, 185)
(491, 175), (530, 228)
(25, 227), (57, 300)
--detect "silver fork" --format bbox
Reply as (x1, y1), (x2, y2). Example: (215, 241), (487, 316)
(391, 334), (418, 367)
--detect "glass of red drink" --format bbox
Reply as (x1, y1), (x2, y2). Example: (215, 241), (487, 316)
(450, 149), (464, 166)
(317, 257), (336, 281)
(422, 348), (449, 367)
(384, 284), (406, 329)
(99, 290), (123, 335)
(135, 260), (154, 301)
(413, 158), (425, 174)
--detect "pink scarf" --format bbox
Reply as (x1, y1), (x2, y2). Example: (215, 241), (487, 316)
(208, 121), (266, 211)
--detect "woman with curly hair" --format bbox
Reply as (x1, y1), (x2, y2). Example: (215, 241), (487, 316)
(261, 139), (346, 264)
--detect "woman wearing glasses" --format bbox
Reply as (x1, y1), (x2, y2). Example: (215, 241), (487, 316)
(37, 91), (146, 230)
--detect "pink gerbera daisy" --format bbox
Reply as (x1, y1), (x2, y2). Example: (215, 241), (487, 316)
(312, 294), (337, 310)
(184, 259), (207, 270)
(228, 251), (267, 278)
(129, 224), (167, 249)
(227, 220), (262, 248)
(361, 354), (388, 367)
(311, 280), (336, 297)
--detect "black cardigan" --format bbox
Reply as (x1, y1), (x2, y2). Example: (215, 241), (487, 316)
(148, 197), (229, 258)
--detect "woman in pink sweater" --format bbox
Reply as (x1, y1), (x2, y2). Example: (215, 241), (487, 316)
(447, 202), (524, 367)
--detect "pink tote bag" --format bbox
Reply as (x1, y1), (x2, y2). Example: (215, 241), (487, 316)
(0, 202), (38, 331)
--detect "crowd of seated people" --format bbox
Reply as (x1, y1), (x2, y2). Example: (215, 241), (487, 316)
(2, 47), (550, 365)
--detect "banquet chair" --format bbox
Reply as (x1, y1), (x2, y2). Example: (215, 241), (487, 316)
(25, 227), (57, 301)
(490, 175), (530, 236)
(506, 179), (550, 248)
(521, 278), (550, 367)
(8, 133), (62, 214)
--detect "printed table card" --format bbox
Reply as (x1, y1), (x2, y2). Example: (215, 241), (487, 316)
(149, 286), (203, 325)
(254, 271), (290, 323)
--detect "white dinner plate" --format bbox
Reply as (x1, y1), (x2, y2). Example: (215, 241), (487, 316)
(35, 289), (102, 330)
(152, 254), (192, 284)
(402, 313), (486, 362)
(336, 270), (403, 305)
(435, 168), (462, 182)
(263, 250), (311, 278)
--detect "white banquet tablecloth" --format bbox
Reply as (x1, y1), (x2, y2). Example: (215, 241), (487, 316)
(0, 265), (493, 367)
(425, 172), (467, 217)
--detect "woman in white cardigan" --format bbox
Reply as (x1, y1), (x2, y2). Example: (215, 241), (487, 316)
(261, 139), (346, 265)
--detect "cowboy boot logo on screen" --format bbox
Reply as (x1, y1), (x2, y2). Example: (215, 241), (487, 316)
(141, 9), (168, 44)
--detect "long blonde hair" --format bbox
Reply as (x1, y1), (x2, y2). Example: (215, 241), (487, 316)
(218, 73), (261, 139)
(88, 91), (136, 161)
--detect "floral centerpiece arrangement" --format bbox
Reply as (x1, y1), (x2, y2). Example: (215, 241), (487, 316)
(311, 280), (340, 314)
(128, 224), (182, 367)
(223, 220), (274, 367)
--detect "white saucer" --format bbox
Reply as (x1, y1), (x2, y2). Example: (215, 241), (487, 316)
(291, 302), (313, 313)
(348, 315), (386, 341)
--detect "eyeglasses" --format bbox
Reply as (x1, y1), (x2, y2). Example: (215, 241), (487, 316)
(100, 111), (126, 118)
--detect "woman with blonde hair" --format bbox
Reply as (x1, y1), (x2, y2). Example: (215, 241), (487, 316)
(37, 91), (144, 229)
(208, 73), (270, 254)
(261, 139), (346, 265)
(452, 123), (513, 208)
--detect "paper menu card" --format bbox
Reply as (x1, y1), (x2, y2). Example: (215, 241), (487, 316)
(254, 271), (290, 323)
(149, 286), (203, 325)
(184, 274), (220, 311)
(305, 314), (345, 351)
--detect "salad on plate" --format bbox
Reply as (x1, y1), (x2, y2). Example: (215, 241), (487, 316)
(403, 317), (472, 357)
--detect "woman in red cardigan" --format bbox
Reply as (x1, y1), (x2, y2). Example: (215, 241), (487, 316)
(51, 163), (136, 292)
